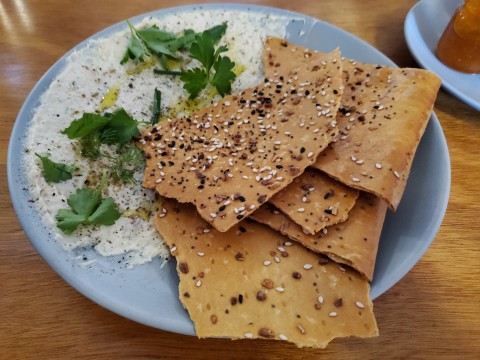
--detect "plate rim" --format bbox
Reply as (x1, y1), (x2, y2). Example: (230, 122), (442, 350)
(8, 2), (451, 334)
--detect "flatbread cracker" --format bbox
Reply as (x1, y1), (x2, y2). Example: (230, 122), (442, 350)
(139, 42), (344, 232)
(155, 198), (378, 348)
(269, 168), (359, 234)
(251, 192), (387, 280)
(265, 38), (441, 210)
(311, 60), (441, 210)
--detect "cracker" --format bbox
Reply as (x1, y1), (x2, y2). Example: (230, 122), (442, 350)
(265, 38), (441, 210)
(138, 41), (344, 232)
(251, 192), (387, 280)
(155, 198), (378, 348)
(269, 168), (359, 234)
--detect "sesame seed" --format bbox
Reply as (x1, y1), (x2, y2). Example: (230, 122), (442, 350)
(375, 163), (382, 169)
(277, 246), (286, 252)
(170, 246), (176, 253)
(244, 333), (253, 338)
(296, 324), (305, 334)
(263, 260), (272, 266)
(307, 152), (314, 158)
(285, 242), (293, 246)
(243, 175), (249, 180)
(279, 334), (288, 341)
(197, 252), (205, 257)
(203, 228), (210, 233)
(274, 256), (280, 263)
(355, 301), (365, 309)
(276, 287), (285, 292)
(328, 312), (337, 317)
(297, 208), (305, 212)
(394, 170), (400, 178)
(356, 160), (364, 165)
(224, 101), (231, 107)
(352, 177), (360, 182)
(303, 264), (313, 270)
(196, 280), (202, 287)
(318, 296), (324, 304)
(210, 213), (217, 218)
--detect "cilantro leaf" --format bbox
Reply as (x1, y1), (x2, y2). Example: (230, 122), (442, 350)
(61, 113), (109, 139)
(35, 153), (76, 183)
(212, 56), (236, 97)
(180, 68), (209, 99)
(56, 184), (121, 235)
(102, 108), (139, 146)
(121, 20), (147, 64)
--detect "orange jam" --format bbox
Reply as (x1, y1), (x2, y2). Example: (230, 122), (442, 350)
(436, 0), (480, 73)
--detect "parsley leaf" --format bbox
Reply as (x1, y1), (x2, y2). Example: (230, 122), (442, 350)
(35, 153), (76, 183)
(180, 68), (209, 99)
(180, 30), (236, 99)
(56, 178), (121, 234)
(211, 56), (236, 97)
(102, 108), (140, 146)
(61, 113), (109, 139)
(189, 32), (216, 72)
(62, 109), (139, 147)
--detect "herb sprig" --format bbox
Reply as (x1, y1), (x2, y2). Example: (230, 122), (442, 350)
(180, 30), (236, 99)
(122, 21), (236, 99)
(35, 153), (76, 183)
(56, 174), (121, 234)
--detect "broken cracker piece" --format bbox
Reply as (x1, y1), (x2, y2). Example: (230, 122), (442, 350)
(252, 192), (387, 280)
(269, 168), (359, 235)
(155, 198), (378, 348)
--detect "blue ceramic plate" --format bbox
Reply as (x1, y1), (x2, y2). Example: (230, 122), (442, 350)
(8, 4), (450, 335)
(405, 0), (480, 111)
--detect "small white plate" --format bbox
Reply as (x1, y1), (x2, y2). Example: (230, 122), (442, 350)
(405, 0), (480, 111)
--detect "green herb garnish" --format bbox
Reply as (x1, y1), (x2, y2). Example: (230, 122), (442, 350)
(56, 175), (121, 234)
(180, 31), (236, 99)
(107, 145), (145, 184)
(152, 88), (161, 125)
(121, 21), (227, 66)
(35, 153), (76, 183)
(62, 108), (139, 147)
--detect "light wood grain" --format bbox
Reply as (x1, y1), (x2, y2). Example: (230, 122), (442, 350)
(1, 0), (479, 359)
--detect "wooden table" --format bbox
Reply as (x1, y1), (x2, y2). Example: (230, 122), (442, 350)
(1, 0), (479, 358)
